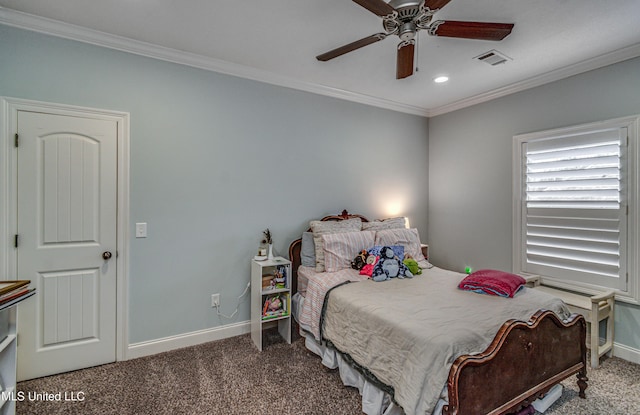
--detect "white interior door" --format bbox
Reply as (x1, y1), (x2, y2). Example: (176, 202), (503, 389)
(16, 110), (118, 381)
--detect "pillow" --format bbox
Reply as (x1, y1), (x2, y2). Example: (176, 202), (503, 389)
(310, 218), (362, 272)
(322, 231), (375, 272)
(458, 269), (526, 298)
(362, 217), (407, 231)
(374, 228), (427, 266)
(300, 232), (316, 268)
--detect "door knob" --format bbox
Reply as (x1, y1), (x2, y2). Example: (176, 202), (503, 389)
(102, 251), (113, 260)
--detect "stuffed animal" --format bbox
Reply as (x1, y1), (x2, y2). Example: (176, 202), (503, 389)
(351, 249), (368, 270)
(262, 295), (284, 317)
(403, 254), (422, 275)
(267, 296), (282, 312)
(371, 246), (413, 282)
(359, 254), (379, 277)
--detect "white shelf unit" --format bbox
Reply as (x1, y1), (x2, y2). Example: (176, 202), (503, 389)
(0, 307), (18, 415)
(251, 257), (292, 351)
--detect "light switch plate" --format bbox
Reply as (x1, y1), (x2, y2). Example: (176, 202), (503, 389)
(135, 222), (147, 238)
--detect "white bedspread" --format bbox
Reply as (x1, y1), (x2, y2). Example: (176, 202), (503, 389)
(318, 267), (572, 415)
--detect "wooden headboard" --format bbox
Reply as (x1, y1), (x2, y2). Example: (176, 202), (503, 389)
(288, 210), (369, 295)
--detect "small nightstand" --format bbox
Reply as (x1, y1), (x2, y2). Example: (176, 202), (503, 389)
(250, 257), (292, 351)
(421, 244), (429, 260)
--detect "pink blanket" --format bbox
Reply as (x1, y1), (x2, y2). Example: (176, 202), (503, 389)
(458, 269), (526, 298)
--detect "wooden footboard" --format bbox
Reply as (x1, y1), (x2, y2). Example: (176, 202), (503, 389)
(444, 310), (587, 415)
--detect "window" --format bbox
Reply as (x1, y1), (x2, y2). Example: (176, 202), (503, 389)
(513, 116), (639, 302)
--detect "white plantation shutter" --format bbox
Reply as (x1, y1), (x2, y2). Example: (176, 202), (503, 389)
(522, 127), (628, 290)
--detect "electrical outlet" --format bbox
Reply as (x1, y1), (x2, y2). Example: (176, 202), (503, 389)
(211, 293), (220, 308)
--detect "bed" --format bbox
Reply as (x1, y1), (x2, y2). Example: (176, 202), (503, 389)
(288, 210), (587, 415)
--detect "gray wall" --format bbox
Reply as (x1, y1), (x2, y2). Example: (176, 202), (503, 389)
(428, 56), (640, 351)
(0, 25), (429, 343)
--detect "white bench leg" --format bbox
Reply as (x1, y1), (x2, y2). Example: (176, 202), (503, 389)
(590, 320), (600, 368)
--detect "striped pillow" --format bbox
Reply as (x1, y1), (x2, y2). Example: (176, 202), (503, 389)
(310, 218), (362, 272)
(362, 217), (407, 231)
(375, 228), (426, 264)
(322, 231), (375, 273)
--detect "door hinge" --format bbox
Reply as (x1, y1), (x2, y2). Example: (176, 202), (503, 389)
(14, 234), (18, 248)
(14, 133), (19, 148)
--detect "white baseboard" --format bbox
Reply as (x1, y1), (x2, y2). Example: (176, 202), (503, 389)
(126, 320), (251, 360)
(613, 342), (640, 365)
(125, 321), (639, 367)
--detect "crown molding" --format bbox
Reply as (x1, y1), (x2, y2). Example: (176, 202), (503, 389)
(428, 42), (640, 117)
(0, 7), (428, 117)
(2, 7), (639, 119)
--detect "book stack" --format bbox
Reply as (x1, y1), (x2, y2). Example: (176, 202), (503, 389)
(0, 280), (35, 310)
(273, 265), (287, 289)
(261, 294), (289, 320)
(0, 280), (35, 343)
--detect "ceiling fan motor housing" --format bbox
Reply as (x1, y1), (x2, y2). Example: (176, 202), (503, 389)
(384, 1), (433, 37)
(389, 0), (422, 18)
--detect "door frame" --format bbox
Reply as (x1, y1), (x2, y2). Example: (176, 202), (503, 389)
(1, 96), (130, 362)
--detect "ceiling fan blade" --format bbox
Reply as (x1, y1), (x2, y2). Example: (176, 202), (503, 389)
(423, 0), (453, 11)
(396, 41), (415, 79)
(316, 33), (387, 61)
(352, 0), (396, 17)
(429, 20), (514, 41)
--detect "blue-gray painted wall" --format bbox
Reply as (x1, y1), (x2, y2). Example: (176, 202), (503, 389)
(0, 24), (429, 343)
(2, 23), (638, 355)
(428, 56), (640, 352)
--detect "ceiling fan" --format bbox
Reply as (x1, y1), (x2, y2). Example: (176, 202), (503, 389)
(316, 0), (514, 79)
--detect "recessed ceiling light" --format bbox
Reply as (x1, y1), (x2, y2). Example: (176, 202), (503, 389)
(433, 76), (449, 83)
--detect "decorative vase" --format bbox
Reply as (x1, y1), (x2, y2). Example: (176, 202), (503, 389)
(268, 243), (274, 259)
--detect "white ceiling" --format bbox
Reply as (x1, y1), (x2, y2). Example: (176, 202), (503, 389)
(1, 0), (640, 116)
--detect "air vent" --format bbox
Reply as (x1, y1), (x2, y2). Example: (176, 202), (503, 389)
(474, 49), (511, 66)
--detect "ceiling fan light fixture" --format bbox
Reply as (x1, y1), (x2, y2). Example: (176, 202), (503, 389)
(433, 75), (449, 83)
(399, 22), (417, 41)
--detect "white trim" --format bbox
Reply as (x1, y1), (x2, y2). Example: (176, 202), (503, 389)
(2, 7), (640, 118)
(127, 321), (251, 360)
(1, 99), (21, 281)
(0, 8), (426, 117)
(613, 341), (640, 365)
(115, 106), (131, 361)
(0, 100), (10, 281)
(429, 43), (640, 117)
(0, 97), (131, 362)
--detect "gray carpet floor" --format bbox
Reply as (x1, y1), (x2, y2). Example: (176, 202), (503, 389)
(16, 330), (640, 414)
